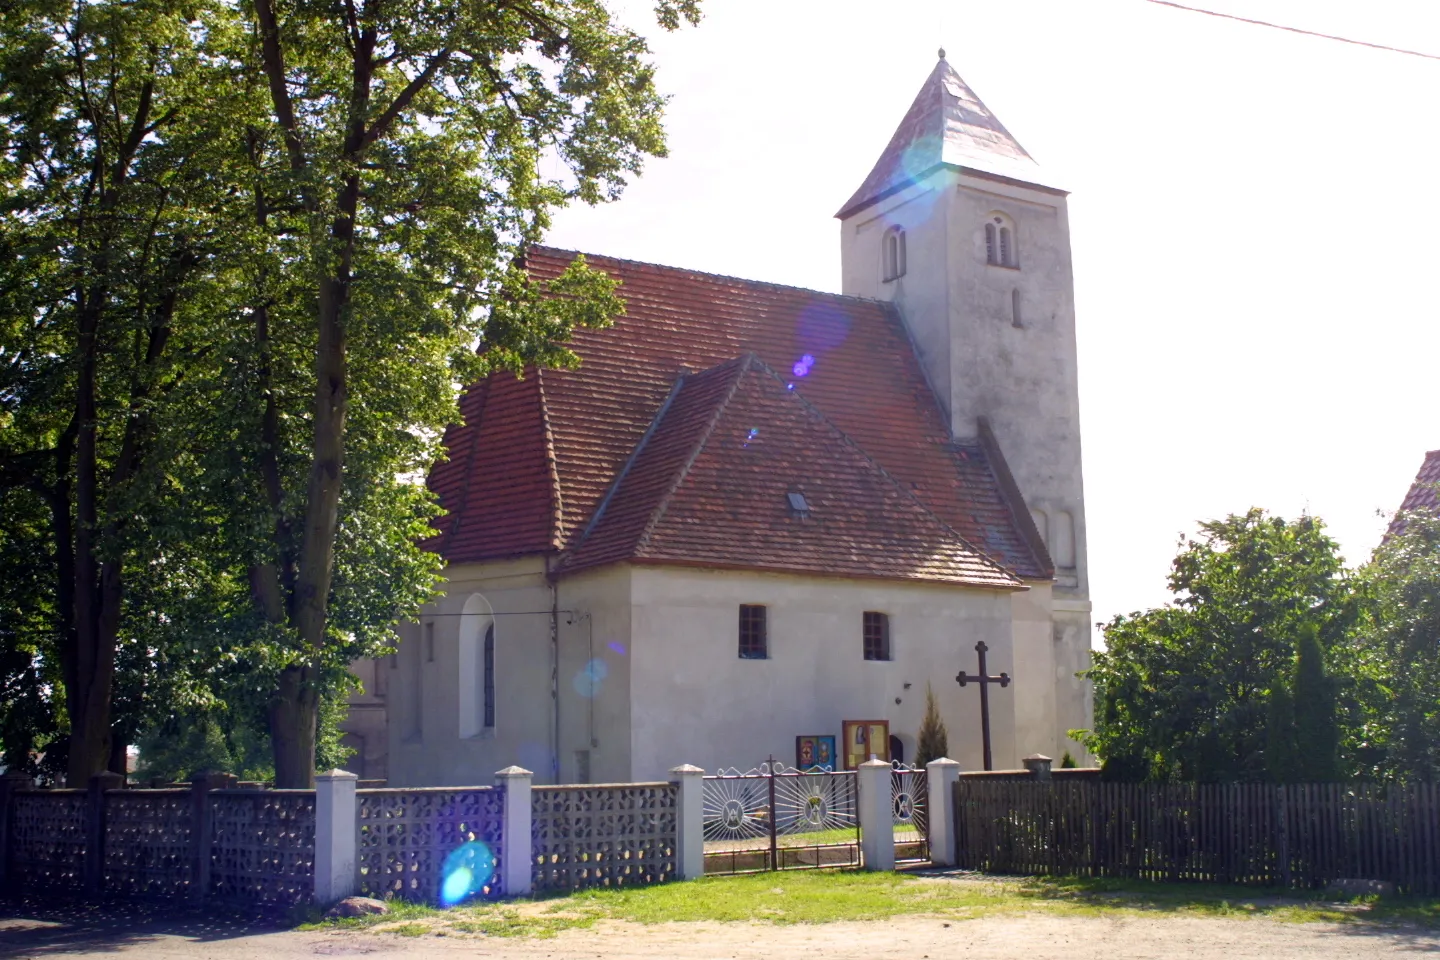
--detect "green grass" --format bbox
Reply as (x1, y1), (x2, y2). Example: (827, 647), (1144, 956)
(303, 872), (1440, 940)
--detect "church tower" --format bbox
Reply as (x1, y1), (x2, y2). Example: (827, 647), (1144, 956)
(837, 53), (1091, 753)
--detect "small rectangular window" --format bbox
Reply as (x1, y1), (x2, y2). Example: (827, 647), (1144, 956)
(863, 611), (891, 661)
(739, 604), (768, 659)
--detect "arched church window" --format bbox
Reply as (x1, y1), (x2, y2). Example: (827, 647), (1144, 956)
(483, 624), (495, 729)
(882, 226), (906, 281)
(459, 593), (496, 737)
(985, 215), (1018, 268)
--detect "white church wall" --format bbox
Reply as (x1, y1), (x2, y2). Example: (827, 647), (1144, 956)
(386, 558), (558, 786)
(840, 171), (957, 422)
(1052, 600), (1096, 763)
(1010, 581), (1059, 760)
(554, 565), (635, 785)
(625, 565), (1021, 782)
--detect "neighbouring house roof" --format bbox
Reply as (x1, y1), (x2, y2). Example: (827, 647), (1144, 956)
(1388, 450), (1440, 538)
(836, 55), (1060, 221)
(428, 247), (1051, 586)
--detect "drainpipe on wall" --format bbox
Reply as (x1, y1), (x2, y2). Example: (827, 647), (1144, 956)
(547, 554), (560, 782)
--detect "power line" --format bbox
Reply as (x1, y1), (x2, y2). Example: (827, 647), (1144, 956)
(1142, 0), (1440, 61)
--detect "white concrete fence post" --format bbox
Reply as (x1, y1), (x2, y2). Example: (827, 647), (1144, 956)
(926, 758), (961, 867)
(858, 758), (895, 871)
(669, 764), (705, 880)
(314, 769), (359, 906)
(495, 765), (533, 897)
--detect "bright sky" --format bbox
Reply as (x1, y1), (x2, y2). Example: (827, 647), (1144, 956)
(545, 0), (1440, 632)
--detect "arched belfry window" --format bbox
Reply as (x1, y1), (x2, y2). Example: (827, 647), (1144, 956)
(882, 226), (906, 281)
(985, 215), (1018, 268)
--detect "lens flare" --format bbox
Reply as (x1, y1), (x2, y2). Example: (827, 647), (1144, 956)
(572, 657), (609, 698)
(795, 304), (851, 354)
(439, 841), (495, 906)
(741, 427), (760, 449)
(607, 641), (626, 656)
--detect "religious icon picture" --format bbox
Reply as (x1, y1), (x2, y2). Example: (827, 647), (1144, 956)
(795, 735), (837, 771)
(841, 719), (890, 770)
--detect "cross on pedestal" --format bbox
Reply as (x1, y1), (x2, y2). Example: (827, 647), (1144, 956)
(955, 640), (1011, 771)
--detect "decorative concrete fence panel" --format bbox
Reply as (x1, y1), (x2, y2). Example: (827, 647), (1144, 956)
(208, 789), (316, 907)
(531, 783), (678, 893)
(8, 789), (88, 890)
(103, 788), (194, 898)
(355, 787), (504, 904)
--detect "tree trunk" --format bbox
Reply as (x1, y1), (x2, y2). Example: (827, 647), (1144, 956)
(108, 731), (128, 777)
(269, 665), (319, 787)
(69, 286), (113, 784)
(251, 1), (368, 786)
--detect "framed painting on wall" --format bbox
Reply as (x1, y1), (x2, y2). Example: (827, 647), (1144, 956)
(841, 720), (890, 770)
(795, 735), (838, 771)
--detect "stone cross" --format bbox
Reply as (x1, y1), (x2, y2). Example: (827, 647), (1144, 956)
(955, 640), (1010, 771)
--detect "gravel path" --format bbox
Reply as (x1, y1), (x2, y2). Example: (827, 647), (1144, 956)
(3, 907), (1438, 959)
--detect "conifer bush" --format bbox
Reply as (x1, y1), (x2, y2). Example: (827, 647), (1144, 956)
(916, 684), (949, 768)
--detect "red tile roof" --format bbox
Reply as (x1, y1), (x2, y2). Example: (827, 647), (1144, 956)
(836, 56), (1057, 220)
(429, 247), (1050, 584)
(559, 355), (1021, 588)
(1388, 450), (1440, 538)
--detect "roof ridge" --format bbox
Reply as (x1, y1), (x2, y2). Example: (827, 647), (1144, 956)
(535, 368), (565, 551)
(744, 359), (1025, 587)
(569, 371), (690, 554)
(530, 246), (887, 307)
(631, 354), (756, 556)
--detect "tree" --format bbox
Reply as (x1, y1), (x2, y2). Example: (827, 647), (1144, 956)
(3, 0), (703, 788)
(1077, 510), (1357, 782)
(0, 0), (251, 781)
(916, 683), (948, 769)
(1291, 624), (1340, 781)
(215, 0), (703, 785)
(1264, 680), (1298, 784)
(1353, 494), (1440, 781)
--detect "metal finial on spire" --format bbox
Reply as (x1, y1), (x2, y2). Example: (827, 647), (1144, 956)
(938, 47), (946, 60)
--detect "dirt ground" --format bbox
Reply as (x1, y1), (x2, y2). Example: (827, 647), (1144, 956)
(3, 903), (1438, 960)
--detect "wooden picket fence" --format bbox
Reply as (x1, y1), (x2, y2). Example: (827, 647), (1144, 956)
(954, 780), (1440, 894)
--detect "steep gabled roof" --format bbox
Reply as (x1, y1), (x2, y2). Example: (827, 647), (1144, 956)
(427, 371), (558, 558)
(836, 55), (1059, 220)
(559, 355), (1022, 588)
(429, 247), (1051, 582)
(1388, 450), (1440, 538)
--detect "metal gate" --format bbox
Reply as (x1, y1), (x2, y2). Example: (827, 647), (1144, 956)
(891, 762), (929, 862)
(702, 760), (860, 874)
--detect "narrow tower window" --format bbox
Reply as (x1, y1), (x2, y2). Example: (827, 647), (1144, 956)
(882, 227), (906, 281)
(1011, 288), (1023, 328)
(986, 215), (1018, 268)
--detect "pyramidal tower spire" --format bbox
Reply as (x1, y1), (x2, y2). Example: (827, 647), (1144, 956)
(836, 57), (1051, 219)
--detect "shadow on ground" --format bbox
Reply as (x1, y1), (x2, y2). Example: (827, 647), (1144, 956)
(0, 895), (287, 957)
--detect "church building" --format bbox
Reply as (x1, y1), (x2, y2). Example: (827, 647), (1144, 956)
(342, 54), (1094, 785)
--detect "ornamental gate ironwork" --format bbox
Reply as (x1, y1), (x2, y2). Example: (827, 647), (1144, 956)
(702, 760), (861, 874)
(890, 762), (929, 863)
